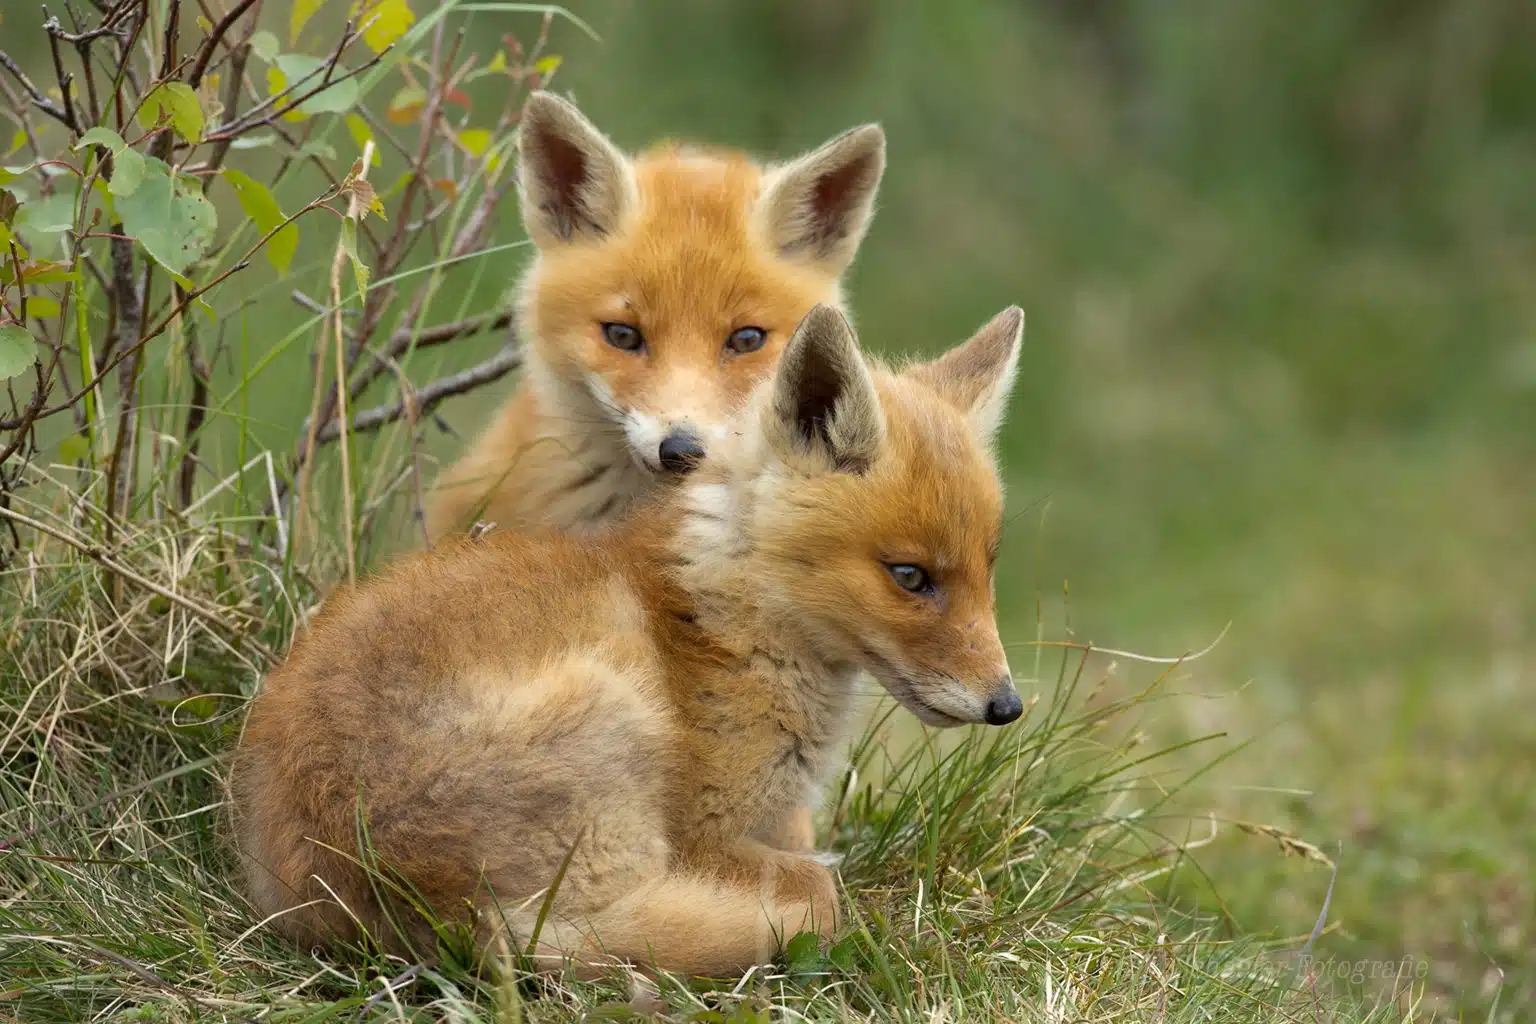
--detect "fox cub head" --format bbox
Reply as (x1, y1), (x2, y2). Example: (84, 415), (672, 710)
(685, 304), (1027, 727)
(516, 92), (885, 475)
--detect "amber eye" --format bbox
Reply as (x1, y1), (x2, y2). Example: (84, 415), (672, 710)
(886, 563), (936, 596)
(602, 322), (645, 353)
(724, 326), (767, 355)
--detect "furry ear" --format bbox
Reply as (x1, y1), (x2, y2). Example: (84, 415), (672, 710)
(909, 306), (1024, 442)
(757, 124), (885, 272)
(768, 305), (885, 473)
(517, 92), (636, 246)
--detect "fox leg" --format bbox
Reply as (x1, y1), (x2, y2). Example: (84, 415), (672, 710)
(507, 873), (830, 979)
(757, 807), (817, 853)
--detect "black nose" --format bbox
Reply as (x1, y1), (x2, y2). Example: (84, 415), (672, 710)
(984, 678), (1023, 726)
(657, 430), (706, 474)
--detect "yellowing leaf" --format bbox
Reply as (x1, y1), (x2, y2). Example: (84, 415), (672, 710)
(6, 129), (25, 156)
(196, 14), (212, 31)
(289, 0), (328, 45)
(457, 128), (490, 157)
(534, 55), (562, 78)
(345, 113), (376, 167)
(222, 168), (297, 275)
(138, 82), (205, 143)
(265, 67), (309, 122)
(386, 84), (425, 124)
(351, 0), (414, 54)
(487, 50), (507, 74)
(345, 178), (385, 221)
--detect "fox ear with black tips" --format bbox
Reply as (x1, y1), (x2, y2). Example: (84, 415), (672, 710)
(517, 92), (637, 247)
(767, 304), (885, 474)
(757, 124), (886, 273)
(909, 306), (1025, 444)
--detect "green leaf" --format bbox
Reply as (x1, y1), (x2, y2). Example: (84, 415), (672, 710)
(297, 140), (336, 161)
(250, 30), (280, 63)
(24, 296), (62, 318)
(115, 156), (216, 275)
(110, 148), (146, 198)
(58, 431), (91, 464)
(74, 126), (126, 152)
(0, 324), (37, 380)
(15, 262), (76, 284)
(351, 0), (414, 53)
(222, 169), (297, 276)
(139, 82), (205, 143)
(339, 217), (368, 302)
(782, 930), (822, 973)
(0, 164), (35, 185)
(5, 130), (25, 157)
(273, 54), (359, 115)
(229, 134), (277, 150)
(288, 0), (328, 44)
(15, 189), (77, 234)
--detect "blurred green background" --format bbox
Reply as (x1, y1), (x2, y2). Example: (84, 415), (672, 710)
(7, 0), (1534, 1015)
(489, 8), (1536, 1013)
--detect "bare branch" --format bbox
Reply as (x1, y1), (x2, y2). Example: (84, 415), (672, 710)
(0, 48), (77, 129)
(186, 0), (257, 89)
(313, 346), (523, 444)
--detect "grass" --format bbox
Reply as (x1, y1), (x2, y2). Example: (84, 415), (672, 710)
(0, 468), (1415, 1020)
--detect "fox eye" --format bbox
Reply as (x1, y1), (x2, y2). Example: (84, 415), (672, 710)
(886, 563), (935, 596)
(724, 326), (767, 355)
(602, 322), (645, 353)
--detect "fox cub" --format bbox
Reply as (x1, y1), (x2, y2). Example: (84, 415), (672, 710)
(235, 303), (1026, 977)
(423, 92), (885, 542)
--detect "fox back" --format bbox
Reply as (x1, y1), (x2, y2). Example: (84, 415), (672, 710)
(423, 94), (885, 541)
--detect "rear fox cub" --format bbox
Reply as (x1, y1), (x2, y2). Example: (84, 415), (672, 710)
(235, 303), (1025, 976)
(424, 93), (886, 542)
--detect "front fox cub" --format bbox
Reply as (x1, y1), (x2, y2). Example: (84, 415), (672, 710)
(423, 93), (886, 542)
(235, 304), (1026, 976)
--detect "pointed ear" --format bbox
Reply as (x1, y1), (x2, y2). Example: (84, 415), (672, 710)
(517, 92), (636, 246)
(757, 124), (885, 272)
(909, 306), (1024, 442)
(768, 305), (885, 473)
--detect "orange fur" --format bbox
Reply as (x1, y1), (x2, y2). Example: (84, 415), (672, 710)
(235, 304), (1025, 977)
(424, 93), (885, 543)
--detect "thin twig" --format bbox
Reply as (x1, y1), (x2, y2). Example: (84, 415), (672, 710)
(185, 0), (257, 89)
(0, 49), (76, 129)
(313, 346), (522, 444)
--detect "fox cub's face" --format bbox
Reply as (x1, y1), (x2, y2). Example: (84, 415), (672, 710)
(515, 93), (885, 475)
(692, 305), (1026, 727)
